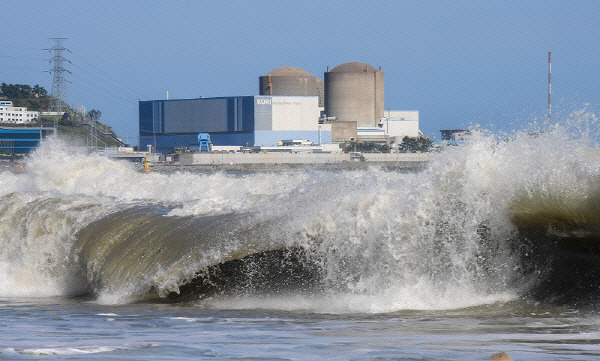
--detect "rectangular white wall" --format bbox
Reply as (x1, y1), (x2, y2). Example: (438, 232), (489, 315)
(382, 110), (420, 138)
(271, 96), (320, 131)
(253, 96), (327, 146)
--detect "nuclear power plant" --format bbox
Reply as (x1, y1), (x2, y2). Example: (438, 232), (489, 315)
(139, 62), (419, 153)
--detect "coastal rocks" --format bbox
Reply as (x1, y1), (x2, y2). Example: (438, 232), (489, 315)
(490, 352), (513, 360)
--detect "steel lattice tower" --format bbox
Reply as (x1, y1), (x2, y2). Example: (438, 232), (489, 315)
(46, 38), (71, 113)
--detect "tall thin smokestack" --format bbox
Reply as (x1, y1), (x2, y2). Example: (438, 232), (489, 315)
(548, 51), (552, 127)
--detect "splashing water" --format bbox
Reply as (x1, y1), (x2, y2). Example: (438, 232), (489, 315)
(1, 113), (600, 312)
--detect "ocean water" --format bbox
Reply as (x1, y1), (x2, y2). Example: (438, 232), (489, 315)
(1, 112), (600, 360)
(1, 299), (599, 360)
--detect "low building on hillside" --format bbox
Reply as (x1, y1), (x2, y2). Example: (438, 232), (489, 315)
(0, 101), (40, 124)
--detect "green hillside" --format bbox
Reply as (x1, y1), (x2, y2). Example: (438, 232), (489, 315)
(55, 121), (123, 147)
(1, 82), (124, 147)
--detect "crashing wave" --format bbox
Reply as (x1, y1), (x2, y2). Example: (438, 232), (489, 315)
(1, 113), (600, 310)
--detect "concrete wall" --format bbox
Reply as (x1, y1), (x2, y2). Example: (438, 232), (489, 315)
(330, 121), (357, 143)
(183, 152), (348, 165)
(362, 153), (429, 162)
(180, 152), (430, 165)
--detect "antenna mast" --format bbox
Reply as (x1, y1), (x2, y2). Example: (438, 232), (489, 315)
(46, 38), (71, 115)
(548, 51), (552, 127)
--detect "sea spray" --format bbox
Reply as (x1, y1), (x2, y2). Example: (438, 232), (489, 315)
(1, 117), (600, 310)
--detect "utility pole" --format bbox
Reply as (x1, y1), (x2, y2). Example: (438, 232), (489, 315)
(91, 115), (97, 149)
(45, 38), (71, 130)
(548, 51), (552, 128)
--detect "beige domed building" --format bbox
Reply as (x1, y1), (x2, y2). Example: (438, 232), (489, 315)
(259, 66), (324, 107)
(324, 62), (384, 127)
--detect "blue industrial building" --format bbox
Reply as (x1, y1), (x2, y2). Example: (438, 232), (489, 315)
(0, 127), (55, 155)
(139, 96), (329, 153)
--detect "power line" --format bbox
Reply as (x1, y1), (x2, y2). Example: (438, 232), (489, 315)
(6, 43), (148, 104)
(0, 55), (47, 61)
(73, 79), (135, 107)
(3, 45), (46, 51)
(0, 65), (46, 71)
(1, 55), (47, 73)
(69, 52), (150, 100)
(69, 61), (145, 101)
(70, 72), (135, 106)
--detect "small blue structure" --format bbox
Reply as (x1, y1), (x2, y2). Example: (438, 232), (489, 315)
(0, 127), (55, 155)
(198, 133), (212, 152)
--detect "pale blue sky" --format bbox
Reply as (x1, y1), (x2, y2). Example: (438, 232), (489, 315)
(3, 1), (599, 143)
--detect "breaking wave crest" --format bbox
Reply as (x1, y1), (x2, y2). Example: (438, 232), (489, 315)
(1, 111), (600, 311)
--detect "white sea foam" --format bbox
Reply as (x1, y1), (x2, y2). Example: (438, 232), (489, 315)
(20, 346), (120, 356)
(15, 343), (158, 356)
(205, 289), (517, 313)
(1, 112), (599, 311)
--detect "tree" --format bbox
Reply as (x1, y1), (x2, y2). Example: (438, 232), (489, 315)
(32, 85), (47, 97)
(344, 141), (390, 153)
(399, 136), (433, 153)
(0, 83), (48, 99)
(87, 109), (102, 122)
(0, 83), (50, 111)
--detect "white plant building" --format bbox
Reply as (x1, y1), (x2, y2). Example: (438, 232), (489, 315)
(379, 110), (420, 138)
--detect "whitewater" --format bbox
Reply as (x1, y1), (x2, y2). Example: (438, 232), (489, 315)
(1, 113), (600, 360)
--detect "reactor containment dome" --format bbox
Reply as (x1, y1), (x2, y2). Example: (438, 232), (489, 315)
(259, 66), (324, 107)
(324, 62), (384, 127)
